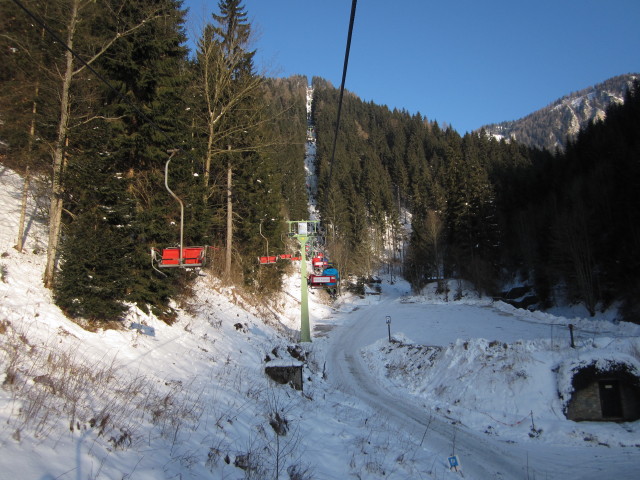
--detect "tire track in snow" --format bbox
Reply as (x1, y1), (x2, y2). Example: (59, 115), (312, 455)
(326, 296), (572, 480)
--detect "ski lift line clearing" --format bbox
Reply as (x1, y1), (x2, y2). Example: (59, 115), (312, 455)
(151, 150), (209, 273)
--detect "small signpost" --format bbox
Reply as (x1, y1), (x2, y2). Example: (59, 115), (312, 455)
(385, 315), (391, 342)
(447, 454), (461, 472)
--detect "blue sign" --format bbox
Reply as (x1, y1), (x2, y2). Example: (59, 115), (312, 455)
(448, 455), (460, 469)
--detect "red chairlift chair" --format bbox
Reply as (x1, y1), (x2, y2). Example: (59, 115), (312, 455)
(152, 246), (206, 268)
(312, 254), (330, 273)
(258, 220), (282, 266)
(151, 150), (208, 274)
(308, 274), (338, 288)
(311, 255), (324, 268)
(258, 255), (278, 264)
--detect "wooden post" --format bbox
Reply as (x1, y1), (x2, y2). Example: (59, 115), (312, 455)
(569, 324), (575, 348)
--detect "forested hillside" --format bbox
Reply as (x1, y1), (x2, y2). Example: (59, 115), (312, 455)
(0, 0), (308, 321)
(310, 78), (640, 322)
(311, 77), (545, 293)
(2, 0), (639, 324)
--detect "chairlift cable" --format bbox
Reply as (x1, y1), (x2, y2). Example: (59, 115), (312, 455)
(325, 0), (358, 203)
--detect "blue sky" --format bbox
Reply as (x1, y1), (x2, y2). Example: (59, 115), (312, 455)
(183, 0), (640, 134)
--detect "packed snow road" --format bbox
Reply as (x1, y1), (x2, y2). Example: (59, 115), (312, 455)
(322, 282), (640, 479)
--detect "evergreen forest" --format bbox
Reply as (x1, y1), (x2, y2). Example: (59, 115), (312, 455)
(1, 0), (639, 324)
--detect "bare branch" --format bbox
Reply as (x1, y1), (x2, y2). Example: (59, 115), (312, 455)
(70, 114), (127, 129)
(73, 10), (165, 76)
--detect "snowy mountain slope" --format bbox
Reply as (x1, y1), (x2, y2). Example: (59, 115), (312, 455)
(1, 167), (640, 479)
(482, 73), (639, 151)
(0, 167), (449, 479)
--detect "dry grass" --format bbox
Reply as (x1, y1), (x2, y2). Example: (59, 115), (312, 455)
(0, 318), (203, 450)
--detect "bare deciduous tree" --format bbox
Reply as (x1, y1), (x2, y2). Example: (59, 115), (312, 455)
(193, 4), (291, 281)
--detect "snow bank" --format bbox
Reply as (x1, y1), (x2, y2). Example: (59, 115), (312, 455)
(362, 318), (640, 448)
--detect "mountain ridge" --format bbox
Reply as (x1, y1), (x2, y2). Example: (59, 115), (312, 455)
(479, 73), (639, 151)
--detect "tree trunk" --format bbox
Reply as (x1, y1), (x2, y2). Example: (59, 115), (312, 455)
(17, 81), (39, 253)
(225, 146), (233, 280)
(204, 114), (215, 192)
(43, 1), (79, 288)
(16, 166), (30, 253)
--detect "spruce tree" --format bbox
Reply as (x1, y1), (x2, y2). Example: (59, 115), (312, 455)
(0, 0), (53, 173)
(54, 146), (131, 321)
(107, 0), (194, 315)
(262, 76), (308, 221)
(52, 0), (193, 320)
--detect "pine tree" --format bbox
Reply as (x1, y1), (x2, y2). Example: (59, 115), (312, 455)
(34, 0), (168, 289)
(54, 146), (131, 321)
(52, 0), (193, 320)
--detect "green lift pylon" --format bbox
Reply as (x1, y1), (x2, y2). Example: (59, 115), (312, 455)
(288, 220), (319, 342)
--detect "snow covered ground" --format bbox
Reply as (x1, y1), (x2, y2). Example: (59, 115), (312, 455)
(1, 166), (639, 479)
(327, 286), (640, 479)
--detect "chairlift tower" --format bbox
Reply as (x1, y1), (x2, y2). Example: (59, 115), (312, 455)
(287, 220), (320, 342)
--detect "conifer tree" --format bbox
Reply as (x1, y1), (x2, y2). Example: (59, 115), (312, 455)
(51, 0), (192, 319)
(53, 140), (131, 320)
(0, 0), (53, 172)
(100, 0), (194, 314)
(11, 0), (168, 289)
(261, 76), (308, 220)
